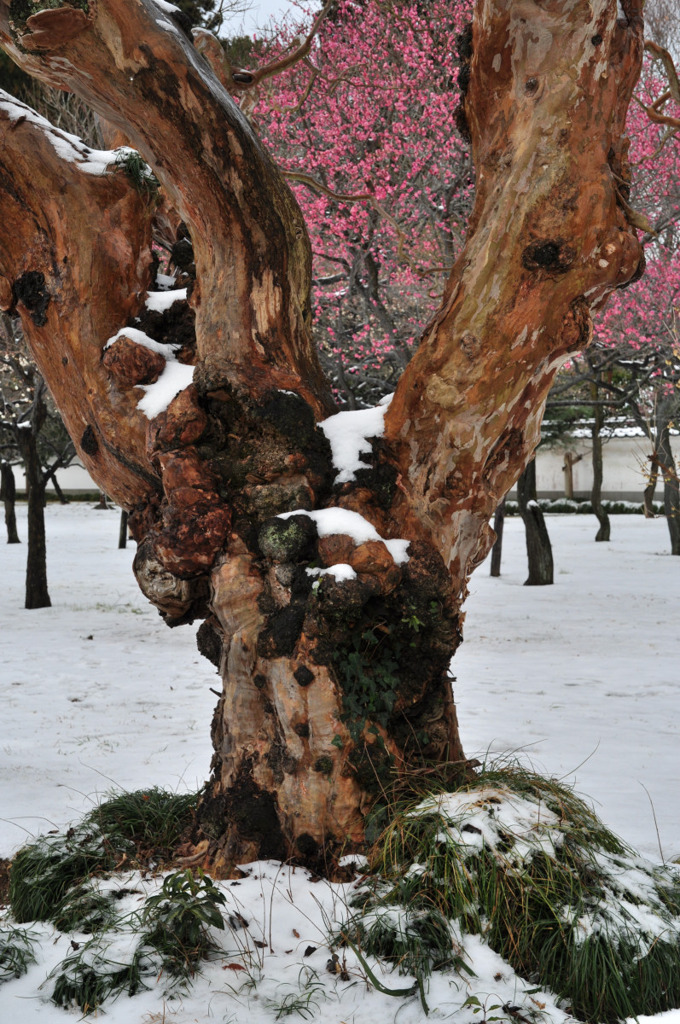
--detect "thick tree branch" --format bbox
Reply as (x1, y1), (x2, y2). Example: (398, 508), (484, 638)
(385, 0), (645, 589)
(0, 92), (158, 507)
(0, 0), (333, 415)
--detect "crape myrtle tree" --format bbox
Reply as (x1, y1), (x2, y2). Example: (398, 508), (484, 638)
(0, 0), (646, 872)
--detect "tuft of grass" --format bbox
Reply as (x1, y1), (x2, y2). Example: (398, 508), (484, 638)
(86, 788), (197, 862)
(341, 763), (680, 1022)
(0, 925), (38, 982)
(52, 883), (116, 934)
(51, 934), (153, 1013)
(267, 966), (326, 1020)
(9, 789), (197, 926)
(9, 824), (127, 924)
(114, 149), (159, 198)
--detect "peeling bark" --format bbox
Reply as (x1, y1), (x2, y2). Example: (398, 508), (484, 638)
(0, 0), (646, 871)
(385, 0), (644, 590)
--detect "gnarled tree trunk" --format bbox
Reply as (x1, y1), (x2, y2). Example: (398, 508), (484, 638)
(0, 0), (645, 871)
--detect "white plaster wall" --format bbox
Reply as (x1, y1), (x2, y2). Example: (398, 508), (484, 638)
(532, 435), (679, 500)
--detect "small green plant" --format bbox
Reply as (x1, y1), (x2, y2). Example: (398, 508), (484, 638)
(331, 625), (401, 742)
(114, 149), (160, 198)
(462, 994), (518, 1023)
(0, 925), (37, 982)
(140, 868), (227, 981)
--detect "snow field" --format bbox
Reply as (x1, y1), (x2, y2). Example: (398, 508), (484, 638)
(1, 505), (679, 1023)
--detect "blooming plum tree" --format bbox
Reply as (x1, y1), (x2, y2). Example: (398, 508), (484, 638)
(245, 0), (474, 406)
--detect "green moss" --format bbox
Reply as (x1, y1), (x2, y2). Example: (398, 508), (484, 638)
(257, 514), (317, 562)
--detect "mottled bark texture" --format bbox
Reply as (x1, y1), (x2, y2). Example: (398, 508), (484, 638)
(0, 0), (645, 871)
(384, 0), (644, 590)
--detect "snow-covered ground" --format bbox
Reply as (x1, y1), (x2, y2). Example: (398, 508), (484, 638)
(1, 504), (679, 1024)
(455, 513), (680, 864)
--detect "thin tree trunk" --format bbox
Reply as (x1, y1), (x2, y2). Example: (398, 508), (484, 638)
(489, 498), (505, 577)
(643, 453), (659, 517)
(1, 463), (20, 543)
(563, 451), (582, 500)
(45, 468), (69, 505)
(17, 428), (50, 609)
(517, 460), (553, 586)
(658, 422), (680, 555)
(590, 383), (610, 541)
(118, 509), (129, 549)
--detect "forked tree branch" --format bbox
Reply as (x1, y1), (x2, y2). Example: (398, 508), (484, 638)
(0, 0), (333, 415)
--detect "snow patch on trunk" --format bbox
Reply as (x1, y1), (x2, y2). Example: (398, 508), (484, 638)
(277, 506), (409, 563)
(319, 395), (392, 484)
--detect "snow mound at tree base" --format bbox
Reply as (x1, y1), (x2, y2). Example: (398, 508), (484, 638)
(345, 768), (680, 1022)
(2, 771), (680, 1023)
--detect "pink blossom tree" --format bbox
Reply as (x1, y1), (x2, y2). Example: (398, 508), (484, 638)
(246, 0), (474, 406)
